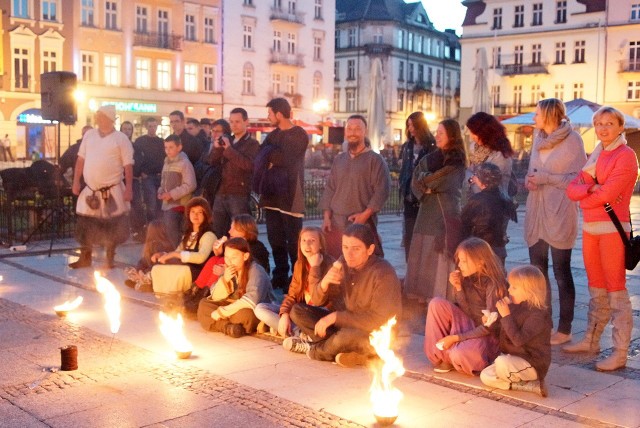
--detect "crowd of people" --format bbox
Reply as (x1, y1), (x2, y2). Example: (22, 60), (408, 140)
(66, 98), (638, 396)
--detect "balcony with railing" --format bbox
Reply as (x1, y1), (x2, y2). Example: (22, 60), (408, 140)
(501, 62), (549, 76)
(619, 59), (640, 73)
(270, 7), (304, 25)
(269, 50), (304, 67)
(133, 32), (183, 51)
(364, 43), (393, 56)
(412, 80), (432, 93)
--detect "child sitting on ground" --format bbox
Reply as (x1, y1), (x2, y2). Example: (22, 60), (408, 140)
(183, 214), (269, 314)
(125, 219), (174, 292)
(254, 226), (334, 336)
(480, 265), (552, 397)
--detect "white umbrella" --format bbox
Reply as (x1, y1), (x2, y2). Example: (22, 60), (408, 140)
(502, 98), (640, 128)
(471, 47), (490, 114)
(367, 57), (386, 153)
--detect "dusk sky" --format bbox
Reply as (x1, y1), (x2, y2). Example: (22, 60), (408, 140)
(419, 0), (466, 35)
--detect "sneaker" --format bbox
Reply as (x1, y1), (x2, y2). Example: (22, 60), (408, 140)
(550, 331), (572, 345)
(224, 323), (245, 338)
(283, 336), (310, 354)
(335, 352), (368, 368)
(433, 361), (454, 373)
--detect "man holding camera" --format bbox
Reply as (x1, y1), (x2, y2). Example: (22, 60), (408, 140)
(209, 107), (260, 237)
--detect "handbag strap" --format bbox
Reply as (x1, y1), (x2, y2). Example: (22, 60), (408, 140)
(604, 203), (631, 246)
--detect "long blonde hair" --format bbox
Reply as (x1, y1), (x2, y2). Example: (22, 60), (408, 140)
(507, 265), (547, 309)
(455, 238), (507, 299)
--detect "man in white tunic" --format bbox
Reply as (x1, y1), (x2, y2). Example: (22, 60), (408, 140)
(70, 105), (133, 269)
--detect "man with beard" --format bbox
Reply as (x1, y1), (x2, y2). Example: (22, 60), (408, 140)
(319, 115), (390, 259)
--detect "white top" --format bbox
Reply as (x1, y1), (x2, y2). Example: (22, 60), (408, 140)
(78, 129), (133, 188)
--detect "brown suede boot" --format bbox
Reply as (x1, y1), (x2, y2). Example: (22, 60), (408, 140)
(596, 290), (631, 371)
(563, 287), (610, 354)
(69, 248), (92, 269)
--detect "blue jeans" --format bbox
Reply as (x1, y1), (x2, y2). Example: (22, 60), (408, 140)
(211, 193), (251, 238)
(141, 174), (161, 222)
(265, 209), (302, 290)
(528, 239), (575, 334)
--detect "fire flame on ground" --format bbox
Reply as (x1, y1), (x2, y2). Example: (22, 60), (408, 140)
(370, 317), (405, 419)
(94, 272), (121, 334)
(54, 296), (84, 312)
(159, 312), (193, 354)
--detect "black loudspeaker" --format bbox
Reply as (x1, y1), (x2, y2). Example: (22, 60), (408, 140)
(40, 72), (77, 125)
(328, 127), (344, 145)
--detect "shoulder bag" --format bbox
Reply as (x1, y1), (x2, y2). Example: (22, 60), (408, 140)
(604, 203), (640, 270)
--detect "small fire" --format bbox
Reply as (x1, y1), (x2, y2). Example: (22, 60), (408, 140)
(370, 317), (405, 425)
(94, 272), (121, 334)
(54, 296), (84, 312)
(159, 312), (193, 356)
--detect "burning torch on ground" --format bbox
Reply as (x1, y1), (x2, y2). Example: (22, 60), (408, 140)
(94, 271), (121, 351)
(159, 312), (193, 359)
(369, 316), (405, 426)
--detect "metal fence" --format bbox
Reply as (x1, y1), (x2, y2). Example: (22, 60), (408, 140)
(0, 190), (76, 245)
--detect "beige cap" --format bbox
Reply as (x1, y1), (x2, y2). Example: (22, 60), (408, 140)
(97, 105), (116, 122)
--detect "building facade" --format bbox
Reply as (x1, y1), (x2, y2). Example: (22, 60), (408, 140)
(460, 0), (640, 146)
(334, 0), (461, 146)
(220, 0), (335, 128)
(0, 0), (222, 160)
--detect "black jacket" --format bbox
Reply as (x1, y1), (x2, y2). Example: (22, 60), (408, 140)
(461, 187), (515, 249)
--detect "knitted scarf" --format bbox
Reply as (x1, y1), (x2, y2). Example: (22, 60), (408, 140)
(467, 142), (493, 165)
(533, 120), (572, 152)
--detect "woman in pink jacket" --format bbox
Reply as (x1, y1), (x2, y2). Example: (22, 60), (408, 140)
(565, 106), (639, 371)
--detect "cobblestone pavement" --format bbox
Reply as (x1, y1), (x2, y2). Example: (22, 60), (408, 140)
(0, 299), (361, 427)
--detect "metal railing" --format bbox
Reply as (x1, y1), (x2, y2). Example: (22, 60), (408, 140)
(133, 32), (183, 51)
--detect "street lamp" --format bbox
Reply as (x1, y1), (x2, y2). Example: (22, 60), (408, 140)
(312, 98), (331, 144)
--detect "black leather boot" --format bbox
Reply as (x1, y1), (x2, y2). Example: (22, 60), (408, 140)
(105, 247), (116, 269)
(69, 248), (92, 269)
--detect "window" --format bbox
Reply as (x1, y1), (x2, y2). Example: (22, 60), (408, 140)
(628, 81), (640, 100)
(445, 70), (451, 89)
(42, 0), (57, 21)
(272, 31), (281, 52)
(514, 5), (524, 28)
(314, 37), (322, 60)
(184, 63), (197, 92)
(632, 4), (640, 20)
(417, 64), (424, 83)
(158, 10), (169, 37)
(492, 46), (501, 68)
(104, 54), (120, 86)
(513, 85), (522, 112)
(185, 14), (196, 41)
(274, 0), (282, 8)
(408, 63), (414, 83)
(556, 1), (567, 23)
(157, 60), (170, 91)
(204, 65), (215, 92)
(333, 88), (340, 111)
(425, 37), (431, 55)
(493, 8), (502, 29)
(314, 0), (322, 20)
(82, 0), (94, 26)
(398, 61), (404, 82)
(492, 85), (500, 107)
(348, 28), (356, 47)
(531, 84), (542, 104)
(573, 82), (583, 99)
(136, 6), (148, 33)
(313, 72), (321, 100)
(14, 48), (29, 89)
(286, 75), (295, 94)
(242, 63), (253, 94)
(629, 41), (640, 71)
(397, 30), (404, 49)
(204, 17), (215, 43)
(373, 27), (383, 44)
(554, 83), (564, 100)
(42, 50), (57, 73)
(408, 33), (413, 51)
(532, 3), (543, 26)
(335, 30), (340, 49)
(81, 52), (95, 82)
(555, 42), (566, 64)
(346, 89), (356, 111)
(436, 69), (441, 87)
(243, 25), (253, 49)
(514, 45), (523, 71)
(288, 0), (296, 14)
(135, 58), (150, 89)
(347, 59), (355, 80)
(13, 0), (29, 18)
(287, 33), (296, 54)
(416, 35), (423, 53)
(334, 61), (339, 81)
(407, 93), (414, 112)
(244, 0), (253, 5)
(397, 90), (404, 111)
(105, 1), (117, 30)
(574, 40), (585, 63)
(427, 67), (432, 84)
(532, 44), (542, 64)
(272, 72), (281, 94)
